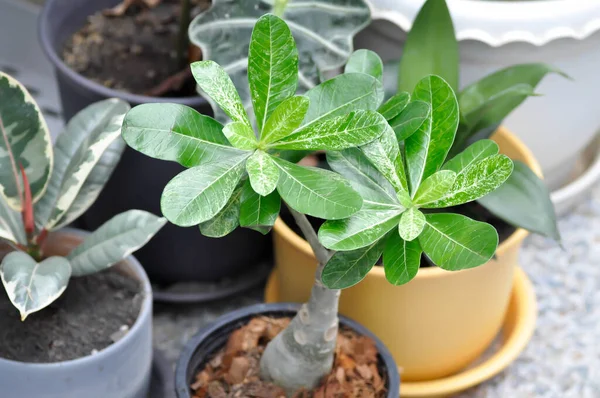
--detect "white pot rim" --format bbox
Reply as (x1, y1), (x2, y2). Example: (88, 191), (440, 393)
(368, 0), (600, 46)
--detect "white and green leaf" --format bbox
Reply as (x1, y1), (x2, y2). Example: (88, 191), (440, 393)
(68, 210), (166, 276)
(260, 96), (309, 144)
(246, 150), (279, 196)
(1, 252), (71, 320)
(344, 49), (384, 84)
(321, 239), (386, 289)
(413, 169), (456, 206)
(388, 100), (431, 142)
(239, 180), (281, 234)
(443, 139), (499, 175)
(377, 91), (410, 121)
(223, 122), (257, 150)
(383, 232), (422, 286)
(397, 207), (425, 241)
(0, 197), (26, 244)
(199, 183), (243, 238)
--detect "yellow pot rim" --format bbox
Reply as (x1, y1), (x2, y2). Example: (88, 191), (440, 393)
(264, 267), (538, 397)
(273, 127), (542, 281)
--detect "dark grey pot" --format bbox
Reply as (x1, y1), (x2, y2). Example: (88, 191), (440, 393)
(38, 0), (273, 287)
(175, 303), (401, 398)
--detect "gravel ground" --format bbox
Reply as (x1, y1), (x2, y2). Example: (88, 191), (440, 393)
(153, 186), (600, 397)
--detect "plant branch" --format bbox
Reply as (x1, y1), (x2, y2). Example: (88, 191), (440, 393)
(286, 204), (331, 268)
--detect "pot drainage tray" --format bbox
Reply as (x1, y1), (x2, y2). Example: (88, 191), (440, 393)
(264, 267), (537, 397)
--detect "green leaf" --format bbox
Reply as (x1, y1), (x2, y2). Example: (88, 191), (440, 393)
(419, 213), (498, 271)
(261, 96), (309, 144)
(302, 73), (384, 128)
(344, 49), (384, 83)
(326, 149), (399, 207)
(321, 239), (386, 289)
(0, 73), (53, 210)
(51, 138), (126, 230)
(188, 1), (370, 122)
(0, 197), (26, 245)
(0, 252), (71, 320)
(161, 152), (250, 226)
(398, 207), (426, 241)
(318, 202), (403, 251)
(413, 170), (456, 205)
(246, 151), (279, 196)
(398, 0), (459, 92)
(443, 139), (499, 175)
(383, 232), (422, 286)
(388, 100), (431, 142)
(199, 184), (243, 238)
(249, 14), (298, 131)
(377, 92), (410, 121)
(68, 210), (166, 276)
(272, 157), (362, 220)
(122, 103), (245, 167)
(239, 180), (281, 234)
(191, 61), (251, 127)
(35, 99), (131, 231)
(222, 122), (257, 150)
(405, 75), (459, 193)
(478, 161), (560, 241)
(270, 110), (388, 151)
(422, 154), (513, 208)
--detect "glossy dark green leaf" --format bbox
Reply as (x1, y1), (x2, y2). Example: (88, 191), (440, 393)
(273, 157), (362, 220)
(377, 92), (410, 121)
(344, 49), (384, 83)
(398, 207), (425, 241)
(191, 61), (251, 128)
(239, 180), (281, 234)
(321, 239), (386, 289)
(383, 232), (422, 286)
(248, 14), (298, 131)
(246, 150), (279, 196)
(405, 75), (459, 193)
(222, 122), (257, 150)
(388, 100), (431, 142)
(419, 213), (498, 271)
(478, 161), (560, 241)
(261, 96), (309, 144)
(199, 183), (243, 238)
(318, 202), (403, 251)
(161, 152), (250, 226)
(413, 170), (456, 206)
(443, 139), (499, 175)
(270, 110), (387, 151)
(422, 154), (513, 208)
(398, 0), (459, 92)
(122, 103), (245, 167)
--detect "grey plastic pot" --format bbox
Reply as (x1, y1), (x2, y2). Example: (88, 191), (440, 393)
(0, 229), (153, 398)
(175, 303), (401, 398)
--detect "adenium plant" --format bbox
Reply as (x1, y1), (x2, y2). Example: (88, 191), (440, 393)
(122, 14), (513, 393)
(0, 74), (165, 320)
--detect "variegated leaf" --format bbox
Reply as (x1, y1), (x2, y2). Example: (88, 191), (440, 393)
(0, 252), (71, 320)
(318, 202), (403, 251)
(344, 49), (383, 84)
(260, 96), (309, 144)
(161, 152), (250, 226)
(0, 197), (26, 244)
(377, 91), (410, 121)
(413, 170), (456, 206)
(246, 150), (279, 196)
(249, 14), (298, 131)
(422, 154), (513, 208)
(383, 232), (422, 286)
(388, 100), (431, 142)
(419, 213), (498, 271)
(273, 157), (362, 220)
(68, 210), (166, 276)
(443, 139), (499, 175)
(321, 239), (386, 289)
(35, 99), (131, 231)
(223, 122), (258, 150)
(239, 180), (281, 234)
(0, 73), (53, 210)
(398, 207), (425, 241)
(199, 183), (243, 238)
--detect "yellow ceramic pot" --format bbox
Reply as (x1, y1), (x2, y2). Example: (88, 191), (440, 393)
(269, 127), (541, 382)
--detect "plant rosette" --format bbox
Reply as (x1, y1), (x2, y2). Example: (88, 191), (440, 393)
(0, 74), (165, 397)
(120, 8), (537, 394)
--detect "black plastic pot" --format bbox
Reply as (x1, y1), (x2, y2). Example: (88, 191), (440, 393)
(175, 303), (401, 398)
(38, 0), (273, 288)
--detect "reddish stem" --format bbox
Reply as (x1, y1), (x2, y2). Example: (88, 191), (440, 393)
(19, 164), (35, 239)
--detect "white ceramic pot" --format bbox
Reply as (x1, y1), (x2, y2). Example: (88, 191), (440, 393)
(360, 0), (600, 190)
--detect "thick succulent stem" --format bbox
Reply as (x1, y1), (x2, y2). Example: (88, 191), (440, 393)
(260, 205), (341, 395)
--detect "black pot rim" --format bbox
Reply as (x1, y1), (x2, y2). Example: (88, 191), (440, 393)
(38, 0), (207, 108)
(175, 302), (400, 398)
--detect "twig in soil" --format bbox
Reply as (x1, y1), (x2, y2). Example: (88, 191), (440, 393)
(103, 0), (162, 17)
(144, 68), (193, 97)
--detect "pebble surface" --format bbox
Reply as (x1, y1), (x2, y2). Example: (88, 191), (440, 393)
(154, 187), (600, 397)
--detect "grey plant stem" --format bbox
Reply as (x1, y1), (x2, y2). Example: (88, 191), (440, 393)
(259, 204), (341, 395)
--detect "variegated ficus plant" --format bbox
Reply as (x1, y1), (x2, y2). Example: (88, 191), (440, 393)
(0, 73), (165, 321)
(122, 12), (516, 393)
